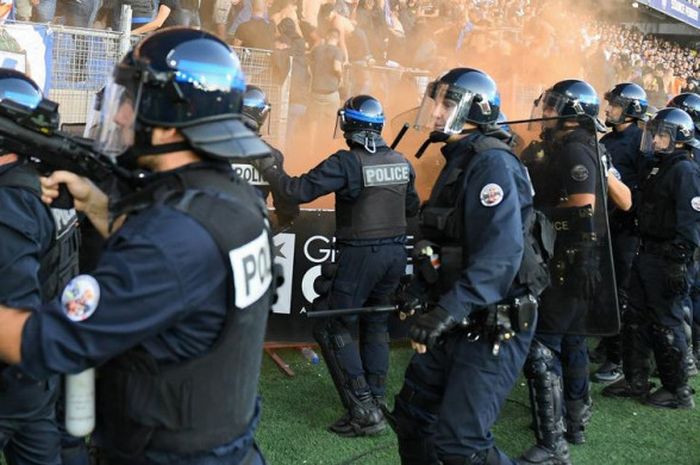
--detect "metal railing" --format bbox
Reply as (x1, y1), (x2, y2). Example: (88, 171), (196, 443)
(0, 15), (291, 148)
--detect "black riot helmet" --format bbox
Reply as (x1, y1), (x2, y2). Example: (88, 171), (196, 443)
(414, 67), (500, 135)
(0, 69), (59, 133)
(241, 85), (271, 134)
(94, 27), (268, 163)
(640, 107), (700, 155)
(534, 79), (604, 132)
(337, 95), (385, 135)
(604, 82), (648, 125)
(667, 93), (700, 134)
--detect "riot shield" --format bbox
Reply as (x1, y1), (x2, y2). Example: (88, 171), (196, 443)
(511, 116), (620, 336)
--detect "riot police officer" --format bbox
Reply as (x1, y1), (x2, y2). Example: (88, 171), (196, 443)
(668, 93), (700, 364)
(0, 28), (273, 464)
(238, 84), (299, 229)
(603, 108), (700, 409)
(519, 79), (621, 464)
(0, 70), (80, 465)
(255, 94), (420, 437)
(387, 68), (552, 465)
(592, 82), (648, 383)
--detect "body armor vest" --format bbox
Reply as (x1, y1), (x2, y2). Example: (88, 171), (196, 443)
(0, 163), (80, 301)
(420, 135), (554, 297)
(638, 152), (689, 242)
(335, 148), (410, 240)
(96, 164), (274, 457)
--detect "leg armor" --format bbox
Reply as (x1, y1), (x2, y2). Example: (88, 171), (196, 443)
(519, 341), (571, 465)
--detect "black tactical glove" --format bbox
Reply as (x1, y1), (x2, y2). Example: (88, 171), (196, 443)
(663, 261), (688, 298)
(409, 306), (458, 348)
(570, 245), (602, 300)
(251, 154), (279, 175)
(394, 276), (426, 319)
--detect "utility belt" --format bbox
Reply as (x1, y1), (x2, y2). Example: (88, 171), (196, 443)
(461, 294), (538, 356)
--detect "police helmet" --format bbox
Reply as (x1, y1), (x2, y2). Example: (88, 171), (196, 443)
(338, 95), (385, 135)
(536, 79), (603, 131)
(415, 68), (500, 135)
(667, 93), (700, 134)
(242, 85), (271, 134)
(604, 82), (648, 125)
(0, 69), (58, 131)
(94, 27), (268, 161)
(640, 107), (700, 155)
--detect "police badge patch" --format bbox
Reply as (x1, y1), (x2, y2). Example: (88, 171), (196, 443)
(570, 164), (589, 182)
(61, 275), (101, 322)
(480, 183), (504, 207)
(691, 196), (700, 212)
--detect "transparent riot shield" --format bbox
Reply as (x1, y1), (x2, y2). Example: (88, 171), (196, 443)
(509, 115), (620, 336)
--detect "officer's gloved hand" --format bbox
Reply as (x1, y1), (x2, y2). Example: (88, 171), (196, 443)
(251, 154), (279, 175)
(571, 245), (602, 299)
(663, 261), (689, 298)
(409, 306), (457, 350)
(394, 275), (426, 320)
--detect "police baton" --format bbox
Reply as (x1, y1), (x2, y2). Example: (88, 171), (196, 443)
(305, 304), (399, 318)
(390, 123), (410, 149)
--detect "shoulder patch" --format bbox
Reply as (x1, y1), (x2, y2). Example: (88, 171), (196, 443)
(61, 275), (100, 322)
(570, 164), (589, 182)
(480, 183), (504, 207)
(691, 197), (700, 212)
(229, 229), (273, 308)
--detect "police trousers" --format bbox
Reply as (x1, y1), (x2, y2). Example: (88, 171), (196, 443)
(393, 324), (534, 464)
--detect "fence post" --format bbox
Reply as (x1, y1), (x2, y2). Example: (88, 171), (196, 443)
(117, 5), (132, 59)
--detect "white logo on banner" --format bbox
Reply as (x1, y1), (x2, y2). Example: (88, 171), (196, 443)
(229, 230), (272, 308)
(271, 233), (296, 314)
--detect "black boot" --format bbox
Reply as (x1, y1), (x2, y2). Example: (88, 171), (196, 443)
(647, 324), (695, 410)
(564, 396), (592, 445)
(603, 310), (653, 398)
(645, 385), (695, 409)
(328, 388), (386, 437)
(518, 342), (572, 465)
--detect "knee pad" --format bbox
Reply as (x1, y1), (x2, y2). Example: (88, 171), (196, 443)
(524, 340), (555, 380)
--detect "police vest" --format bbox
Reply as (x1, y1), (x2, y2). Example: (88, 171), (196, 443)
(335, 148), (410, 240)
(420, 135), (554, 297)
(638, 152), (690, 242)
(96, 163), (274, 456)
(0, 163), (80, 301)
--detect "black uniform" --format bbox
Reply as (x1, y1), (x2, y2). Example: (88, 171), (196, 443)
(0, 162), (80, 465)
(262, 137), (419, 435)
(613, 150), (700, 404)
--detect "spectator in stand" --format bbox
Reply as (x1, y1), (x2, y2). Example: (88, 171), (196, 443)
(308, 27), (344, 153)
(161, 0), (201, 27)
(130, 1), (174, 34)
(32, 0), (56, 22)
(278, 16), (311, 151)
(14, 0), (30, 21)
(232, 0), (275, 49)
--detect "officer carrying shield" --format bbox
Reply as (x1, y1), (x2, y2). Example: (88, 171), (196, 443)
(603, 108), (700, 409)
(0, 28), (274, 464)
(386, 68), (552, 465)
(238, 85), (299, 229)
(255, 94), (420, 437)
(592, 82), (648, 384)
(0, 70), (80, 465)
(519, 79), (622, 464)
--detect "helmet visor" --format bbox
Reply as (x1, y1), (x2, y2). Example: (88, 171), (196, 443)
(640, 119), (676, 155)
(414, 81), (474, 134)
(93, 76), (138, 160)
